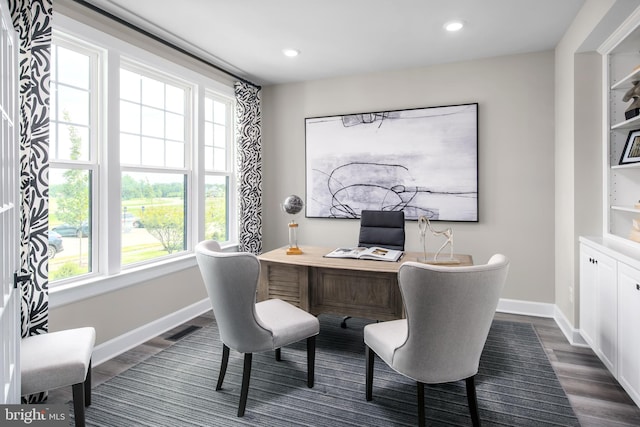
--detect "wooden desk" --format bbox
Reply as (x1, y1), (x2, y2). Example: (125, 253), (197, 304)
(257, 246), (472, 321)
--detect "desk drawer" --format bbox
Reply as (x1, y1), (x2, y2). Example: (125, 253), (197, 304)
(310, 268), (402, 320)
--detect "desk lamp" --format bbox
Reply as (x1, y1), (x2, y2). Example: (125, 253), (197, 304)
(282, 195), (304, 255)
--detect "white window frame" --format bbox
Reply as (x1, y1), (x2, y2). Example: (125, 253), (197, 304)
(118, 60), (194, 268)
(203, 91), (237, 243)
(49, 13), (238, 307)
(49, 33), (102, 285)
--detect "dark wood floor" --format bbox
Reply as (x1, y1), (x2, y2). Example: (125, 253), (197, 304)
(47, 311), (640, 426)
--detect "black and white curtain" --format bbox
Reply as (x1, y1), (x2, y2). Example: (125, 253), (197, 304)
(235, 81), (262, 254)
(9, 0), (52, 344)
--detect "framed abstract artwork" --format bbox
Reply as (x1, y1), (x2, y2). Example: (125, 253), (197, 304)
(305, 103), (478, 221)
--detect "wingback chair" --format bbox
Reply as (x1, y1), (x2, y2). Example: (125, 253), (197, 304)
(195, 240), (320, 417)
(364, 254), (510, 427)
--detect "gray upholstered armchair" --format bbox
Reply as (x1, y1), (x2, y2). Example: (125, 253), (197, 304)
(364, 254), (509, 427)
(195, 240), (320, 417)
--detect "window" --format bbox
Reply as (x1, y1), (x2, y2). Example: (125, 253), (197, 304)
(120, 66), (190, 265)
(49, 37), (98, 282)
(49, 18), (237, 290)
(204, 94), (234, 242)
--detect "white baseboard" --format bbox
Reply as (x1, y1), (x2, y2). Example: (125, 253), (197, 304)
(496, 298), (587, 347)
(92, 299), (211, 366)
(554, 305), (588, 347)
(497, 298), (555, 318)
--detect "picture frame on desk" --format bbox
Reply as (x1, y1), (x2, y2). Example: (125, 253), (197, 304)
(619, 128), (640, 165)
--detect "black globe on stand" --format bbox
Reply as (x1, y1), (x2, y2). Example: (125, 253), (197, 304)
(282, 195), (304, 255)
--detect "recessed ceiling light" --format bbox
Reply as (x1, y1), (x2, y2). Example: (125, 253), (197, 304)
(444, 20), (464, 32)
(282, 48), (300, 58)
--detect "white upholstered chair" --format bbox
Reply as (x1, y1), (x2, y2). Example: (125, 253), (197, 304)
(364, 255), (509, 427)
(195, 240), (320, 417)
(21, 327), (96, 427)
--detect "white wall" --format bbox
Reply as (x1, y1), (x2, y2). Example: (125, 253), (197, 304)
(262, 51), (556, 303)
(573, 52), (604, 326)
(49, 268), (207, 345)
(554, 0), (626, 327)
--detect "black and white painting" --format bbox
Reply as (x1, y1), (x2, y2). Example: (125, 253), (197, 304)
(305, 103), (478, 221)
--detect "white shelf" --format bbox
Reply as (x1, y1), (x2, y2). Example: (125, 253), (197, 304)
(611, 115), (640, 130)
(611, 205), (640, 213)
(611, 67), (640, 90)
(612, 163), (640, 170)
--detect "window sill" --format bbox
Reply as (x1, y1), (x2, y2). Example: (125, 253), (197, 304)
(49, 242), (238, 308)
(49, 254), (197, 308)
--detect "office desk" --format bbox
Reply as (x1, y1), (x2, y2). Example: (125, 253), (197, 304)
(257, 246), (472, 321)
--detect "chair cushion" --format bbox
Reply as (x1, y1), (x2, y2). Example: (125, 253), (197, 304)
(21, 327), (96, 395)
(364, 319), (407, 367)
(255, 299), (319, 349)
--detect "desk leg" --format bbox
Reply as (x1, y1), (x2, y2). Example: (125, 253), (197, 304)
(257, 264), (269, 302)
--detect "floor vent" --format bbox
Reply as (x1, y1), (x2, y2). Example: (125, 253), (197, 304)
(167, 325), (202, 341)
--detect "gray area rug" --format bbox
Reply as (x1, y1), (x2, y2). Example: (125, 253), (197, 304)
(74, 315), (580, 426)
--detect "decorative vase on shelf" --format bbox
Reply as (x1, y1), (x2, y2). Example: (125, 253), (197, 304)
(282, 195), (304, 255)
(623, 80), (640, 120)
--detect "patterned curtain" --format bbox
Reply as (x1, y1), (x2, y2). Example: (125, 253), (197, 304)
(9, 0), (52, 347)
(235, 82), (262, 254)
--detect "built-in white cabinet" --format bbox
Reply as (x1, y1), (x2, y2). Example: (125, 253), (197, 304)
(617, 262), (640, 407)
(579, 243), (617, 374)
(578, 5), (640, 410)
(579, 237), (640, 408)
(602, 9), (640, 245)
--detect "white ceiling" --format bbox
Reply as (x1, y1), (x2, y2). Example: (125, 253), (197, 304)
(82, 0), (585, 86)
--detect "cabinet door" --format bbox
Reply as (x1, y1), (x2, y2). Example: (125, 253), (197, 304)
(579, 244), (617, 373)
(579, 246), (598, 349)
(617, 263), (640, 407)
(597, 253), (617, 374)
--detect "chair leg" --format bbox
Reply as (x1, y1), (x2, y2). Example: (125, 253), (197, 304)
(365, 346), (374, 401)
(216, 344), (230, 391)
(72, 382), (86, 427)
(275, 347), (281, 361)
(417, 381), (425, 427)
(466, 376), (481, 427)
(84, 359), (92, 407)
(340, 316), (351, 328)
(307, 336), (316, 388)
(238, 353), (253, 417)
